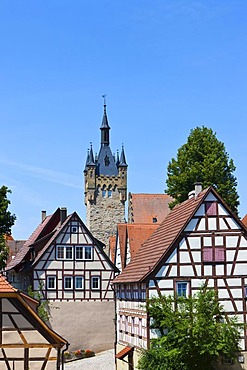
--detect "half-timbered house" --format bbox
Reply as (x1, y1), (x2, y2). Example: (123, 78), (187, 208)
(113, 185), (247, 370)
(6, 207), (119, 352)
(0, 274), (67, 370)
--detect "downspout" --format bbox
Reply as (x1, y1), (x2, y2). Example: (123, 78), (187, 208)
(60, 342), (69, 370)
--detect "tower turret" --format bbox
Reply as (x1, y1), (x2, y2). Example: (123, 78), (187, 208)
(84, 100), (128, 253)
(84, 143), (96, 204)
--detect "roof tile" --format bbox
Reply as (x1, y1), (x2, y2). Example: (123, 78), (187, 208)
(129, 193), (173, 224)
(0, 275), (17, 292)
(114, 188), (210, 283)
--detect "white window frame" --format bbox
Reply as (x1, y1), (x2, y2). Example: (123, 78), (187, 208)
(47, 276), (56, 290)
(75, 276), (84, 290)
(56, 245), (73, 260)
(64, 276), (73, 290)
(138, 318), (142, 337)
(75, 246), (93, 260)
(91, 276), (100, 290)
(71, 225), (78, 233)
(125, 316), (129, 333)
(131, 317), (135, 334)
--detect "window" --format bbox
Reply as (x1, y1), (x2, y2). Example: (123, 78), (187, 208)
(75, 246), (93, 260)
(91, 276), (100, 290)
(125, 316), (129, 333)
(203, 247), (225, 263)
(102, 186), (107, 198)
(119, 315), (123, 331)
(75, 246), (83, 259)
(223, 358), (233, 365)
(244, 287), (247, 298)
(47, 276), (56, 290)
(71, 226), (78, 233)
(104, 155), (110, 166)
(153, 217), (157, 223)
(85, 246), (92, 260)
(138, 318), (142, 337)
(205, 202), (217, 216)
(64, 276), (73, 289)
(108, 190), (112, 198)
(131, 317), (135, 334)
(75, 276), (84, 290)
(176, 282), (188, 297)
(56, 246), (73, 260)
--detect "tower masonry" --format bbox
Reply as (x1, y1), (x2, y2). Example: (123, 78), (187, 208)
(84, 103), (127, 253)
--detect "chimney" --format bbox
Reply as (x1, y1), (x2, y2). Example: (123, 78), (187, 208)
(188, 183), (203, 199)
(41, 210), (46, 222)
(60, 207), (67, 224)
(194, 182), (203, 198)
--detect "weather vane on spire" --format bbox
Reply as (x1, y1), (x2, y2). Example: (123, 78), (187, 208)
(102, 94), (107, 106)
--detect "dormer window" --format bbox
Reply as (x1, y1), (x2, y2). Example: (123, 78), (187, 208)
(104, 155), (110, 166)
(153, 217), (157, 223)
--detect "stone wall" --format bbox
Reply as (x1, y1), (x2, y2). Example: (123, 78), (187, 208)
(87, 187), (125, 253)
(85, 170), (127, 254)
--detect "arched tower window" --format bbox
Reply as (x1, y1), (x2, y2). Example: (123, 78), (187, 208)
(102, 185), (107, 198)
(108, 186), (112, 198)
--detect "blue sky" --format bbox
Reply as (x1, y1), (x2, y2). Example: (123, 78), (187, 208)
(0, 1), (246, 239)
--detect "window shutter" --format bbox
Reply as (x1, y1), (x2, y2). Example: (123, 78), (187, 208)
(215, 247), (225, 261)
(203, 248), (213, 262)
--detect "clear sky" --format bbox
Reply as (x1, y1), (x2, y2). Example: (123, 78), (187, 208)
(0, 1), (246, 240)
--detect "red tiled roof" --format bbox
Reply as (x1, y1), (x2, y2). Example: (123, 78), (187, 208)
(109, 235), (116, 264)
(6, 214), (53, 270)
(32, 213), (74, 265)
(116, 223), (159, 270)
(129, 193), (173, 224)
(0, 275), (17, 292)
(114, 188), (211, 283)
(116, 346), (133, 359)
(242, 214), (247, 227)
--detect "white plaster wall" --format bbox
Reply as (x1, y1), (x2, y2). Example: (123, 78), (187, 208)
(49, 301), (115, 352)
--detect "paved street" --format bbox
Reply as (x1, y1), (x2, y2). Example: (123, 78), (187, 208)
(64, 349), (115, 370)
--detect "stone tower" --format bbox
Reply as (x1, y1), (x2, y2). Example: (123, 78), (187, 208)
(84, 102), (127, 253)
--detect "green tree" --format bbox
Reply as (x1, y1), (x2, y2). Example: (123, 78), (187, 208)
(0, 185), (16, 269)
(166, 126), (239, 213)
(27, 284), (50, 323)
(138, 285), (241, 370)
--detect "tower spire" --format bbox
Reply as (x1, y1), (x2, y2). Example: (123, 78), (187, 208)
(100, 95), (110, 146)
(119, 144), (127, 167)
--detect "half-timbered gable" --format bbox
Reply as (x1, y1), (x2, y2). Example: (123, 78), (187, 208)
(6, 208), (119, 353)
(114, 186), (247, 369)
(0, 275), (67, 370)
(32, 212), (118, 301)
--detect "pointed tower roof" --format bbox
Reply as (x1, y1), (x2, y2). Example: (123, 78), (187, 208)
(87, 143), (95, 166)
(97, 99), (118, 176)
(84, 149), (90, 170)
(116, 150), (120, 167)
(100, 96), (110, 146)
(101, 103), (110, 129)
(119, 145), (127, 167)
